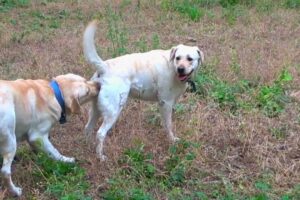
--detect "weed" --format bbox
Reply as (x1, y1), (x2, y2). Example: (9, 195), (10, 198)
(33, 153), (91, 200)
(105, 6), (128, 57)
(101, 140), (199, 199)
(282, 184), (300, 199)
(11, 30), (29, 43)
(151, 33), (160, 49)
(195, 62), (292, 117)
(222, 4), (247, 25)
(256, 69), (292, 117)
(270, 125), (288, 139)
(0, 0), (29, 12)
(219, 0), (270, 8)
(145, 105), (161, 126)
(161, 0), (205, 21)
(255, 0), (275, 13)
(135, 36), (148, 52)
(174, 103), (186, 115)
(284, 0), (300, 8)
(229, 49), (242, 77)
(194, 63), (247, 112)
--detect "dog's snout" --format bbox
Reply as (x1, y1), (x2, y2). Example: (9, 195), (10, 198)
(177, 67), (185, 74)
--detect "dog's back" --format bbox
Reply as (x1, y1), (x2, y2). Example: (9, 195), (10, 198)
(0, 79), (60, 139)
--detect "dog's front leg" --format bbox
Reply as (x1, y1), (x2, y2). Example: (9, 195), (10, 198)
(29, 136), (75, 163)
(159, 101), (180, 142)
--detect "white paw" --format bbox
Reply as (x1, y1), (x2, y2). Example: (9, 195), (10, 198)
(97, 154), (107, 161)
(11, 186), (22, 197)
(63, 157), (75, 163)
(171, 137), (180, 142)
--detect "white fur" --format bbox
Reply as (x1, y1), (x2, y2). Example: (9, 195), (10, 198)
(83, 20), (204, 161)
(0, 73), (98, 196)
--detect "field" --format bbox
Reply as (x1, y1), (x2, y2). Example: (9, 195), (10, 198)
(0, 0), (300, 199)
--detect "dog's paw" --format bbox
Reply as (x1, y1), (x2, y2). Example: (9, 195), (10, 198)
(97, 154), (107, 161)
(62, 157), (75, 163)
(171, 137), (180, 143)
(11, 186), (22, 197)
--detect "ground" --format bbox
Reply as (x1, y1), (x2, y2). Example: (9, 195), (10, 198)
(0, 0), (299, 199)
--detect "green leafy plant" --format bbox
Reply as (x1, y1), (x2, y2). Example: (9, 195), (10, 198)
(194, 63), (251, 112)
(270, 125), (288, 139)
(256, 69), (292, 117)
(284, 0), (300, 8)
(33, 153), (91, 200)
(105, 6), (128, 57)
(101, 140), (199, 199)
(0, 0), (29, 12)
(161, 0), (205, 21)
(164, 140), (198, 186)
(151, 33), (160, 49)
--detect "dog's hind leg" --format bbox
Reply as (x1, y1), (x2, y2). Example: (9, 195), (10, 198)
(159, 101), (180, 142)
(95, 83), (130, 161)
(0, 131), (22, 196)
(84, 98), (100, 138)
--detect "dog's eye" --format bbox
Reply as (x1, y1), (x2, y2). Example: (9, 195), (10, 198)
(175, 56), (181, 61)
(187, 56), (193, 62)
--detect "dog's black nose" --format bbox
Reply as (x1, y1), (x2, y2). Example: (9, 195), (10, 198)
(177, 67), (185, 74)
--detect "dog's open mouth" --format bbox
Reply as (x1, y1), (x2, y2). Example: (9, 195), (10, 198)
(178, 70), (193, 82)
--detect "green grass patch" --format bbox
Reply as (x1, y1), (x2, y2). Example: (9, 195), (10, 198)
(161, 0), (206, 21)
(0, 0), (29, 12)
(32, 153), (91, 200)
(101, 140), (200, 199)
(284, 0), (300, 8)
(256, 69), (292, 117)
(160, 0), (298, 24)
(104, 5), (128, 57)
(194, 64), (292, 117)
(6, 8), (71, 43)
(99, 140), (299, 199)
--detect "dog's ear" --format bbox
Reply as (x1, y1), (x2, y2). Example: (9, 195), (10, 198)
(69, 97), (81, 114)
(196, 47), (204, 64)
(64, 95), (81, 114)
(170, 46), (178, 61)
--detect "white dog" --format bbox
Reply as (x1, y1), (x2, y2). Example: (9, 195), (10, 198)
(0, 74), (99, 196)
(83, 20), (204, 161)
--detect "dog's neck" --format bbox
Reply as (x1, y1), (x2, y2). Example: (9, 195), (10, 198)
(50, 80), (67, 124)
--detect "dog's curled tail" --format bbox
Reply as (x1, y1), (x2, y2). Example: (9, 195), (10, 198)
(83, 20), (108, 74)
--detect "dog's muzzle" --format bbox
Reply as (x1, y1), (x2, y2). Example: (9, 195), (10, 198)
(177, 69), (194, 82)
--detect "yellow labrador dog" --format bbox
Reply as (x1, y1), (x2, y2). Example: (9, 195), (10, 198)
(83, 20), (204, 161)
(0, 74), (99, 196)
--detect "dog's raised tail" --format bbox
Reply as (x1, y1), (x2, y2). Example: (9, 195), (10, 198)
(83, 20), (108, 74)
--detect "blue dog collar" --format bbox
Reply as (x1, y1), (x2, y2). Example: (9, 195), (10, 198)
(50, 80), (66, 124)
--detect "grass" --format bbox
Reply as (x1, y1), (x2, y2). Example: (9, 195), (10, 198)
(101, 140), (200, 200)
(194, 64), (292, 117)
(0, 0), (29, 12)
(0, 0), (300, 199)
(34, 154), (91, 200)
(104, 5), (128, 57)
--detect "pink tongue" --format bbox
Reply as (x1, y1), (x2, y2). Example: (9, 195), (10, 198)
(179, 75), (187, 81)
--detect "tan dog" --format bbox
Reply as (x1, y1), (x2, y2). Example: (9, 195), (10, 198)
(83, 20), (204, 161)
(0, 73), (99, 196)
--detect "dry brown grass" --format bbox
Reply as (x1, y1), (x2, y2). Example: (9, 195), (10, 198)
(0, 0), (300, 199)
